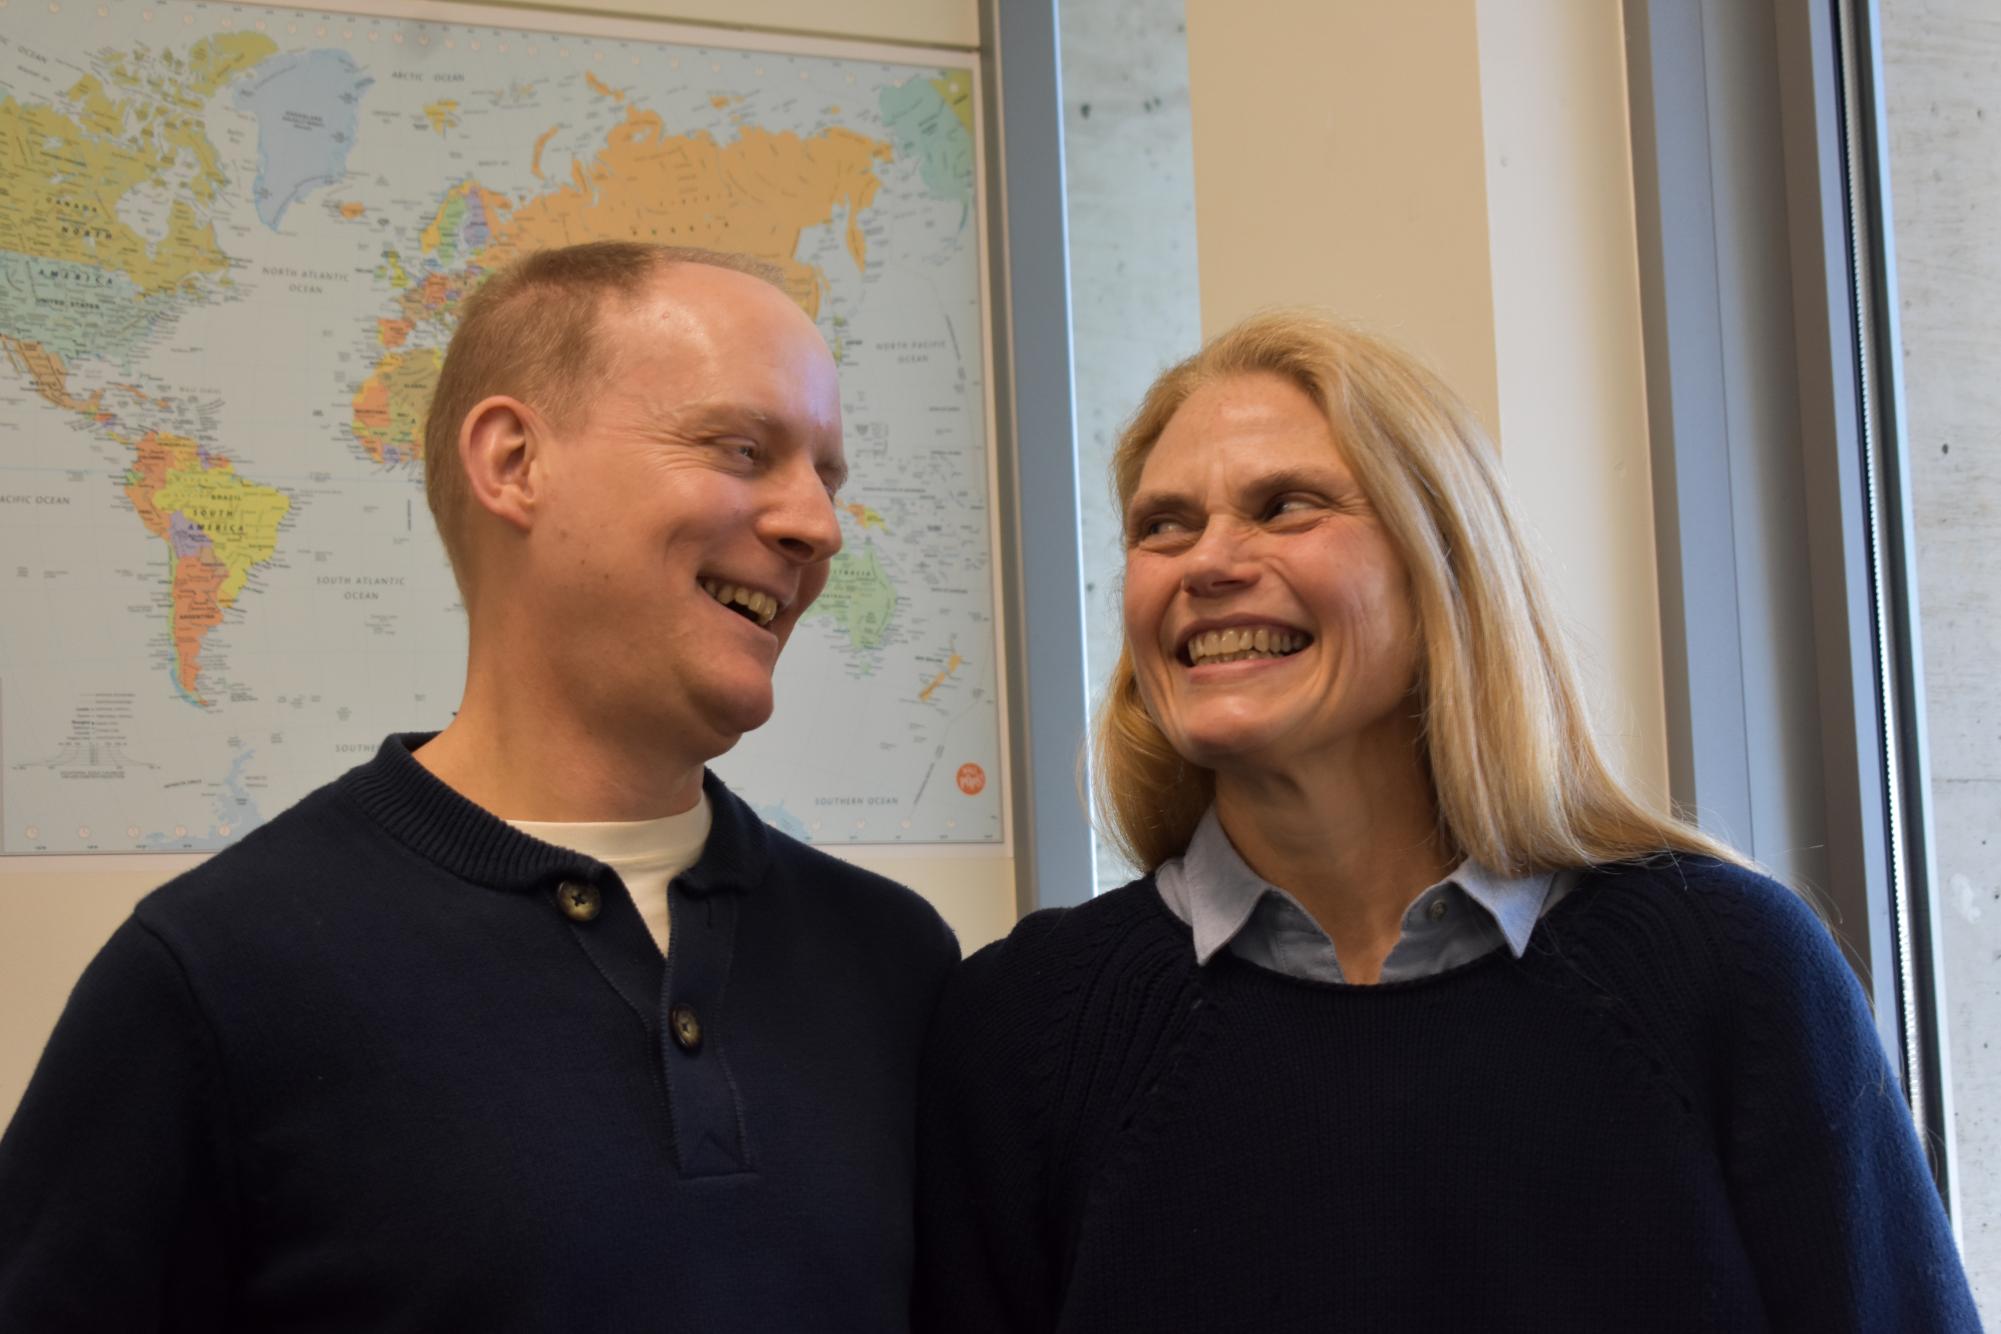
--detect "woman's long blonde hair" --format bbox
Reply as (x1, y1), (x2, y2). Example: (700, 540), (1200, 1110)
(1091, 311), (1740, 876)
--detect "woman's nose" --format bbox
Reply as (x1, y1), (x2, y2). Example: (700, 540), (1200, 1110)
(1179, 517), (1258, 596)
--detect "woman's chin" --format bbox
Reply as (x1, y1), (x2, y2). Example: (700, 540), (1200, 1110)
(1166, 723), (1294, 774)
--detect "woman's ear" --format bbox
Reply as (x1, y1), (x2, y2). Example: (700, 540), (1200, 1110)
(457, 395), (541, 534)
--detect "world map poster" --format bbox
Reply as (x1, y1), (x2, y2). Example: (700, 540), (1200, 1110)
(0, 0), (1007, 857)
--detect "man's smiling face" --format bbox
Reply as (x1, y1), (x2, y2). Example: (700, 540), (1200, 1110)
(527, 263), (847, 762)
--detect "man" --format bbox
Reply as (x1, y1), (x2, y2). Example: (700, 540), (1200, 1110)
(0, 243), (960, 1331)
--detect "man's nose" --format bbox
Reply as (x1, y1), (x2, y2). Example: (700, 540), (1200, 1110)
(767, 459), (843, 563)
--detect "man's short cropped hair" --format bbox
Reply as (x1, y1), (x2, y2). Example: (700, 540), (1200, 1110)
(421, 241), (786, 589)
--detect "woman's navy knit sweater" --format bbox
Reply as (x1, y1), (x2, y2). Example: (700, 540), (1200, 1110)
(914, 857), (1980, 1332)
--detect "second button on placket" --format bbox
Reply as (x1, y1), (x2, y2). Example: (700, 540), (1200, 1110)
(669, 1003), (702, 1053)
(658, 886), (749, 1178)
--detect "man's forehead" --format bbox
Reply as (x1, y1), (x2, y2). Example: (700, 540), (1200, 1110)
(608, 272), (830, 368)
(624, 260), (807, 331)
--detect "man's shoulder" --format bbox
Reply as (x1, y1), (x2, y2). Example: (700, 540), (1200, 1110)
(753, 819), (960, 964)
(131, 775), (383, 940)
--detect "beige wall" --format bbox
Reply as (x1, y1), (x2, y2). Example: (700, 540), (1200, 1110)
(1473, 0), (1668, 795)
(2, 850), (1014, 1124)
(1, 873), (162, 1119)
(1186, 0), (1669, 800)
(1187, 0), (1501, 433)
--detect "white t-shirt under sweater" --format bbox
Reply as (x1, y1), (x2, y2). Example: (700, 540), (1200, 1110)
(508, 795), (712, 958)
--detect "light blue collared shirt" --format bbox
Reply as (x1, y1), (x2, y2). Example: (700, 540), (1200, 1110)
(1154, 807), (1577, 984)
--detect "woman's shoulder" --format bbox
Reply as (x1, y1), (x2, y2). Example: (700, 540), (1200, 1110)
(1577, 855), (1830, 950)
(1583, 861), (1923, 1186)
(1584, 851), (1795, 902)
(959, 877), (1189, 991)
(1561, 854), (1858, 1010)
(923, 878), (1209, 1166)
(1533, 856), (1881, 1130)
(932, 878), (1194, 1047)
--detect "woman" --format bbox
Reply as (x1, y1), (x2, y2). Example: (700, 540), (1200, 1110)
(914, 314), (1979, 1332)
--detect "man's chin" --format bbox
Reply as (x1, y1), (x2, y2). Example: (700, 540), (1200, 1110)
(700, 687), (776, 749)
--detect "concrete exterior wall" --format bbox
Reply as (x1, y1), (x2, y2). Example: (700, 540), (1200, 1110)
(1883, 0), (2001, 1308)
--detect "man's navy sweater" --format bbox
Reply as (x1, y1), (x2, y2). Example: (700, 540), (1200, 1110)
(914, 857), (1981, 1332)
(0, 735), (959, 1332)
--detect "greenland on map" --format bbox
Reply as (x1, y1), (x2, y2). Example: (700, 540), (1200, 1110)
(0, 0), (1006, 856)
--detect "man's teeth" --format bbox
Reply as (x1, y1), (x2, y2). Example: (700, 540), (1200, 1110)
(700, 579), (778, 627)
(1185, 626), (1307, 665)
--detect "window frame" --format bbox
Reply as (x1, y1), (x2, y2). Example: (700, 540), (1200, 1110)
(1623, 0), (1957, 1217)
(980, 0), (1096, 913)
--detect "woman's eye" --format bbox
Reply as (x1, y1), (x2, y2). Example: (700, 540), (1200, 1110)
(1265, 494), (1316, 520)
(1133, 515), (1186, 542)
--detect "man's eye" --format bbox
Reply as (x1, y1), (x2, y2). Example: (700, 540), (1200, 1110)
(721, 438), (761, 462)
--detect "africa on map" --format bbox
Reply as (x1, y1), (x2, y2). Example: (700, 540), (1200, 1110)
(0, 0), (1004, 854)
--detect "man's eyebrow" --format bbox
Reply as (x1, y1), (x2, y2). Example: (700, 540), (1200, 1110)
(676, 403), (781, 434)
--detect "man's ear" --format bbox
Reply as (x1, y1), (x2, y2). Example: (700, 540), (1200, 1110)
(458, 396), (543, 533)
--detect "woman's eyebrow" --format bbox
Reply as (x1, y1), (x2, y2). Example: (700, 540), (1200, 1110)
(1238, 465), (1343, 497)
(1124, 486), (1195, 528)
(1127, 465), (1344, 520)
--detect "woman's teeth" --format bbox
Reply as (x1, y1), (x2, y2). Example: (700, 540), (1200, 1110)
(1185, 626), (1307, 666)
(701, 579), (778, 627)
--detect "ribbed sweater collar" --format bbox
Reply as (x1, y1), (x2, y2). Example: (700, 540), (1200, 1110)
(339, 733), (771, 895)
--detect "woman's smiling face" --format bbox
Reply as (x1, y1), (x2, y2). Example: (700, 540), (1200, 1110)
(1121, 371), (1422, 777)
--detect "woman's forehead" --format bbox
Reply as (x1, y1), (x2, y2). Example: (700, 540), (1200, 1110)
(1139, 377), (1348, 484)
(1165, 371), (1319, 431)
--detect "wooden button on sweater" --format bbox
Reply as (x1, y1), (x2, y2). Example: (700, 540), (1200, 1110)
(556, 880), (601, 922)
(670, 1004), (703, 1052)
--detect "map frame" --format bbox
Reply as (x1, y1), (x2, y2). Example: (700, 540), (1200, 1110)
(0, 0), (1015, 872)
